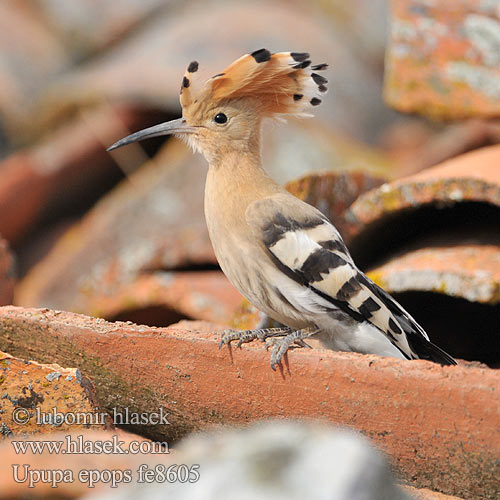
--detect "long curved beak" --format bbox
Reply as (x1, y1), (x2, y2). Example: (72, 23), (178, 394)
(107, 118), (196, 151)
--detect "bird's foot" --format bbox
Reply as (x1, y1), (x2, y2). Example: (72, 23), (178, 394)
(264, 336), (312, 350)
(267, 328), (318, 371)
(219, 327), (292, 349)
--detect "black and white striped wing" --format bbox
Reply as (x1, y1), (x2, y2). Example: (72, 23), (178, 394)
(246, 194), (456, 365)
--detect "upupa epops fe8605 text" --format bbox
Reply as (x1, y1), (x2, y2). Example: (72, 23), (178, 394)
(108, 48), (457, 370)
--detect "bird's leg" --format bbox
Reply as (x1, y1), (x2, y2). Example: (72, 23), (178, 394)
(219, 326), (292, 349)
(267, 328), (319, 371)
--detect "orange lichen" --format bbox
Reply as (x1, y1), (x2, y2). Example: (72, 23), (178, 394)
(386, 0), (500, 119)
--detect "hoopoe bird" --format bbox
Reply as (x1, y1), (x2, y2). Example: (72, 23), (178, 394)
(108, 49), (457, 370)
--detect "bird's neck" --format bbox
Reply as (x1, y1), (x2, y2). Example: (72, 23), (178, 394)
(204, 146), (283, 236)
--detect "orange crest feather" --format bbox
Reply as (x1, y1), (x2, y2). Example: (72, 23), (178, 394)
(179, 49), (328, 117)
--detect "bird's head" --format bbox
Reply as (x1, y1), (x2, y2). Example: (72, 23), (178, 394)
(108, 49), (328, 163)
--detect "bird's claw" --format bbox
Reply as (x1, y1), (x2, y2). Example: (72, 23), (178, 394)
(264, 336), (312, 351)
(219, 327), (292, 349)
(219, 328), (265, 349)
(269, 329), (318, 370)
(219, 329), (243, 349)
(219, 327), (318, 370)
(296, 339), (313, 349)
(269, 337), (296, 370)
(236, 331), (261, 348)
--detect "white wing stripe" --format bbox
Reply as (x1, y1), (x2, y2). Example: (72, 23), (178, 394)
(270, 230), (320, 269)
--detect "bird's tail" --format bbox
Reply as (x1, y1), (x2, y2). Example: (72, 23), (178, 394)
(407, 333), (457, 366)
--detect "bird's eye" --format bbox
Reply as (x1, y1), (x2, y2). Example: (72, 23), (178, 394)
(213, 113), (227, 124)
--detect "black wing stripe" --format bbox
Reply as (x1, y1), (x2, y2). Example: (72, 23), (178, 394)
(300, 249), (346, 283)
(262, 212), (325, 247)
(388, 317), (403, 335)
(317, 239), (350, 255)
(337, 277), (362, 301)
(359, 297), (382, 318)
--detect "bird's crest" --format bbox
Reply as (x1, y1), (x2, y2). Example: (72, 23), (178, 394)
(180, 49), (328, 117)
